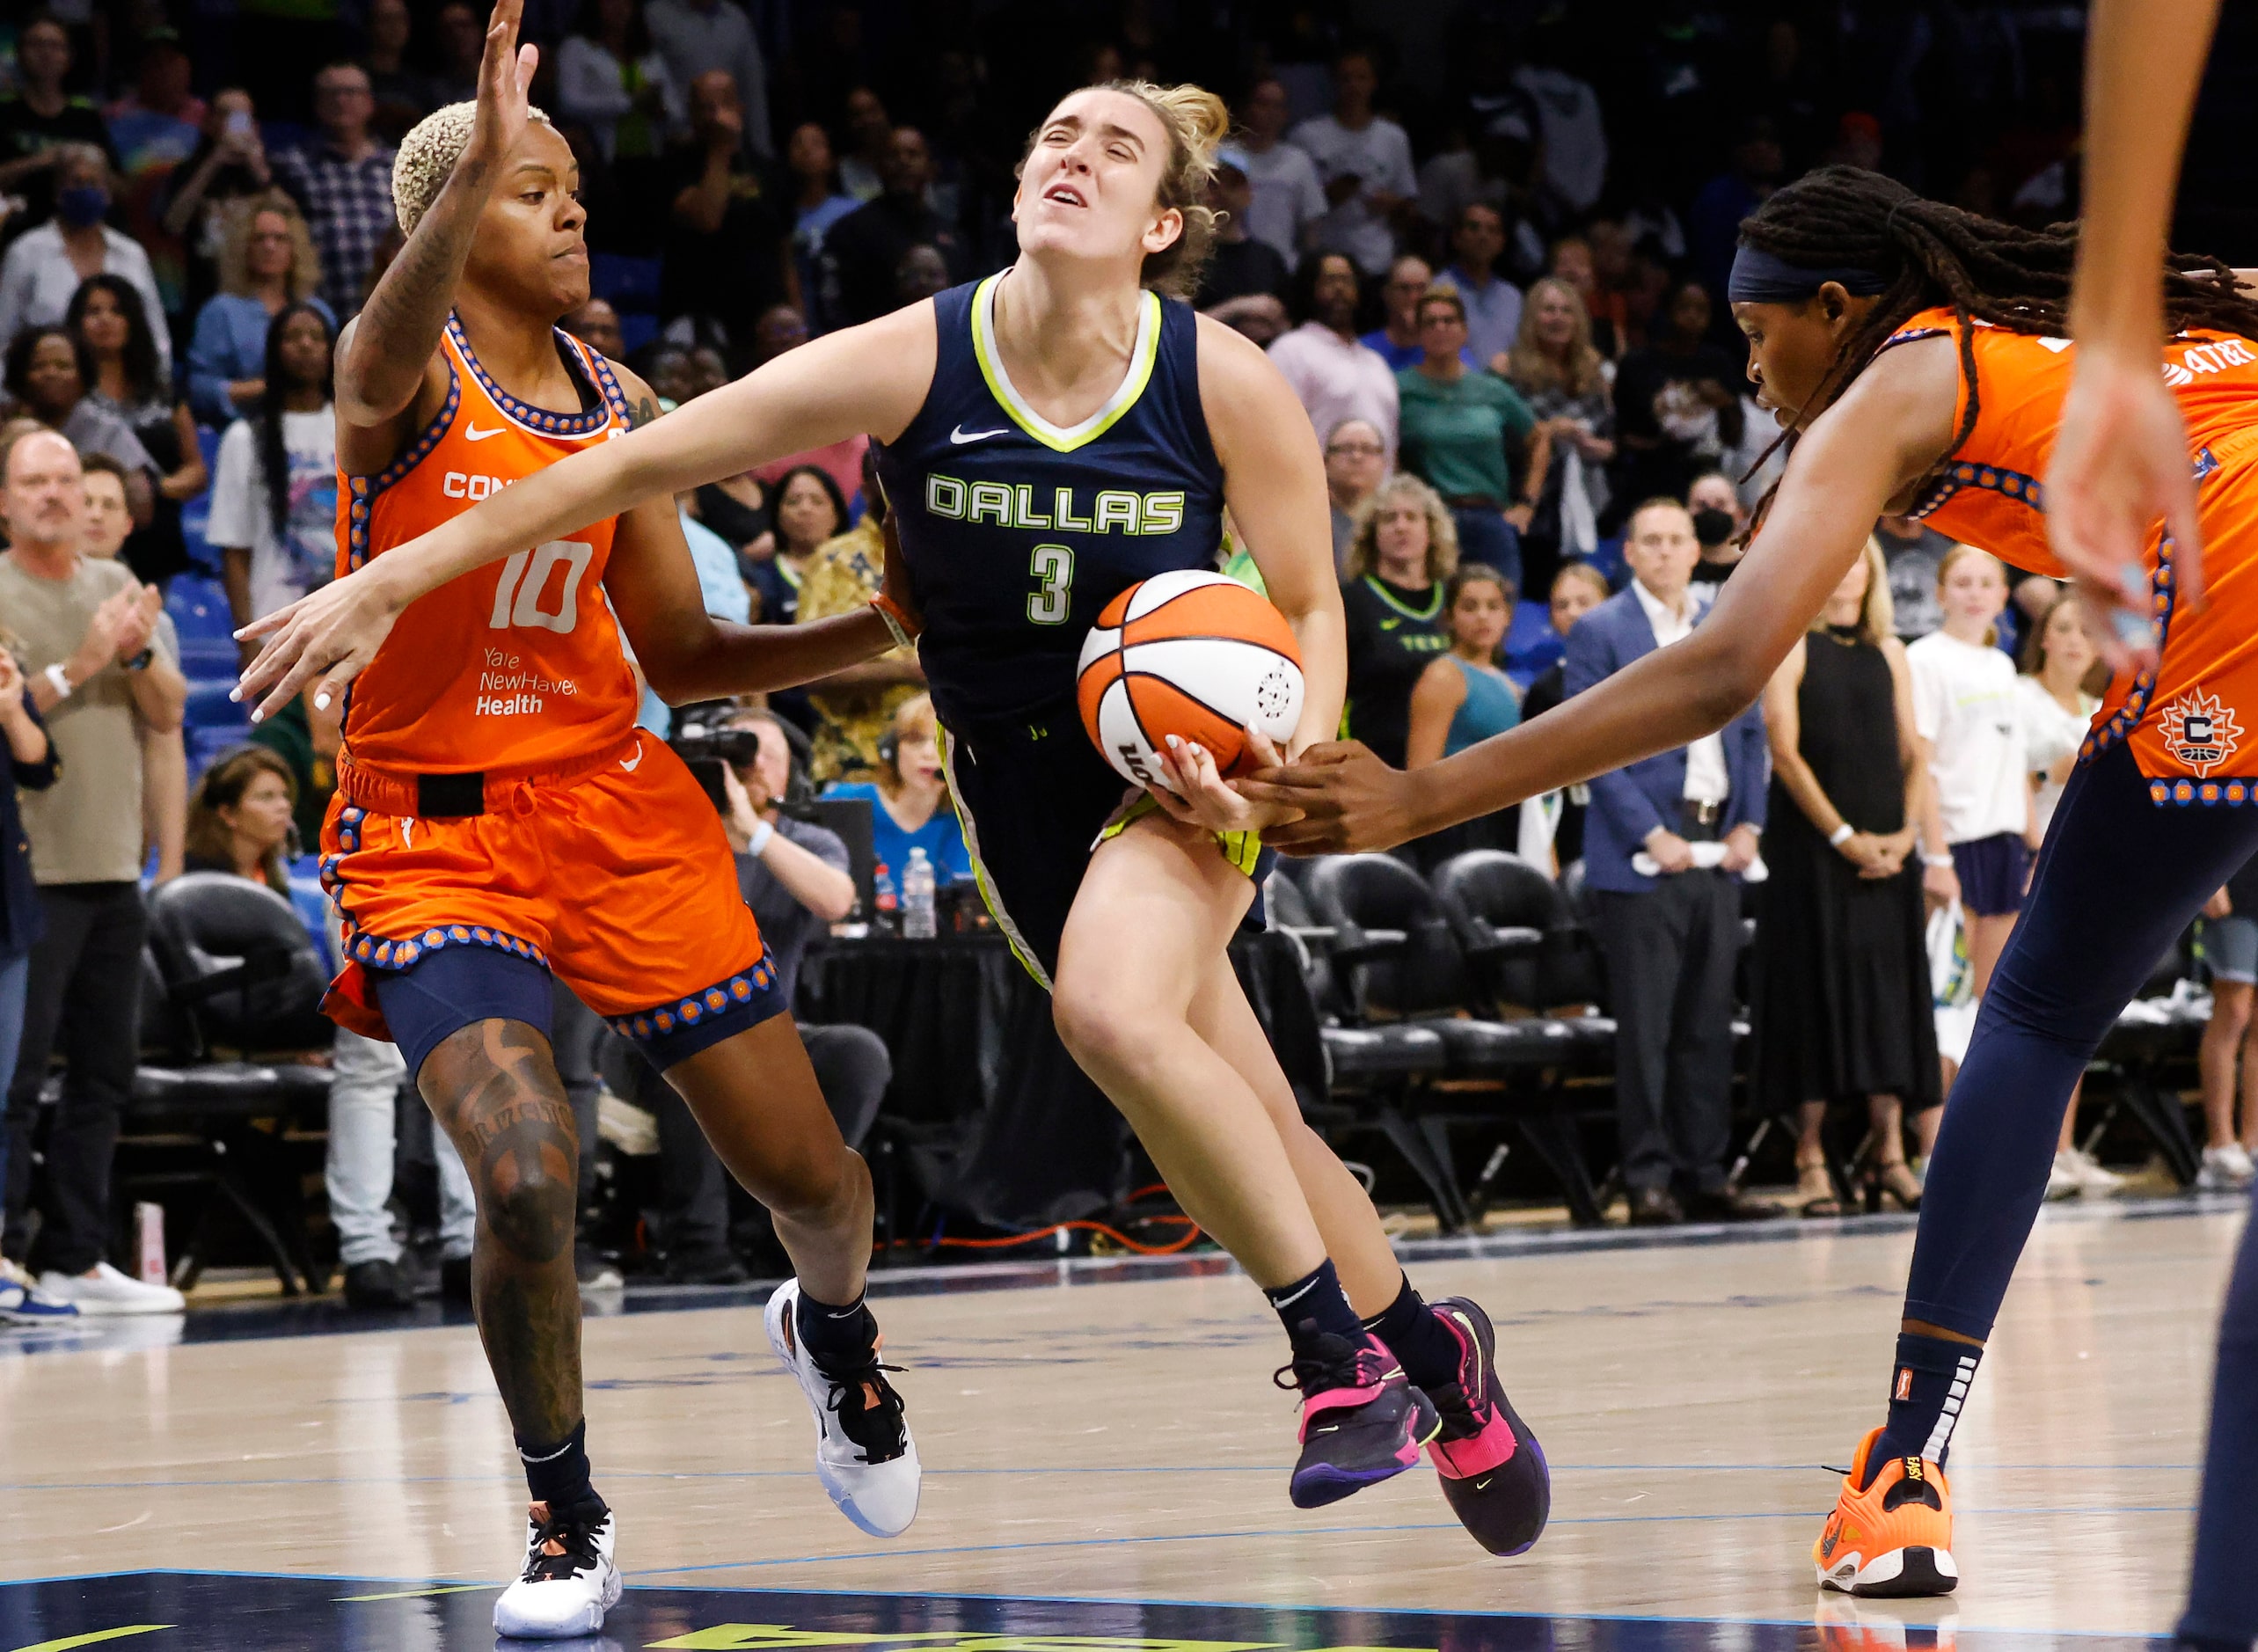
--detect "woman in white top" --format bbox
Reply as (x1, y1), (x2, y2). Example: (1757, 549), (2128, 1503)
(2016, 589), (2103, 839)
(1907, 545), (2034, 1000)
(2013, 588), (2123, 1199)
(555, 0), (682, 162)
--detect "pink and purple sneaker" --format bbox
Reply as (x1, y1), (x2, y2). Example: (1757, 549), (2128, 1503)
(1275, 1329), (1441, 1509)
(1425, 1296), (1550, 1555)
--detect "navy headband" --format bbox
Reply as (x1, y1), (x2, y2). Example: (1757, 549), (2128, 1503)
(1727, 243), (1893, 303)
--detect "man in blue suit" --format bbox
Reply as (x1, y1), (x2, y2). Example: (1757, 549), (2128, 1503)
(1566, 499), (1779, 1226)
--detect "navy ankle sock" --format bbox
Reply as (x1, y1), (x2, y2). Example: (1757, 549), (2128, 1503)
(516, 1417), (596, 1510)
(1867, 1332), (1982, 1486)
(1264, 1259), (1366, 1354)
(795, 1286), (877, 1371)
(2176, 1181), (2258, 1645)
(1362, 1273), (1461, 1391)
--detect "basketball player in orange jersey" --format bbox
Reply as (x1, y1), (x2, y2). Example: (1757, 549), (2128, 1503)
(1245, 166), (2258, 1610)
(236, 61), (1551, 1556)
(293, 4), (916, 1634)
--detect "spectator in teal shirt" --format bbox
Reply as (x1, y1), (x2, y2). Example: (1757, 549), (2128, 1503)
(822, 693), (972, 888)
(1395, 288), (1546, 595)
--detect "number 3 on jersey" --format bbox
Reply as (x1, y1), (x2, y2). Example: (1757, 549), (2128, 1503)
(490, 540), (594, 633)
(1028, 543), (1075, 625)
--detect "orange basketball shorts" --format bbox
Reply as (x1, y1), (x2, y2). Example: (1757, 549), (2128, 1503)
(318, 730), (778, 1070)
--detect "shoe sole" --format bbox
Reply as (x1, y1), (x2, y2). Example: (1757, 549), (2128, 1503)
(1289, 1389), (1442, 1509)
(1816, 1544), (1959, 1597)
(763, 1282), (921, 1539)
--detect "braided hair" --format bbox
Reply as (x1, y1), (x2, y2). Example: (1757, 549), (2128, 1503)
(1739, 165), (2258, 474)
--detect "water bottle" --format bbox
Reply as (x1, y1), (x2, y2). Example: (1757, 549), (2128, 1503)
(872, 860), (898, 933)
(902, 848), (937, 939)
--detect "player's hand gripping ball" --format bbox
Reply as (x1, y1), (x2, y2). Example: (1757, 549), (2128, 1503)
(1075, 570), (1304, 793)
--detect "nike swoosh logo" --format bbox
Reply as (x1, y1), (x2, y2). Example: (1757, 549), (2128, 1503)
(949, 424), (1011, 445)
(464, 423), (505, 442)
(618, 743), (644, 772)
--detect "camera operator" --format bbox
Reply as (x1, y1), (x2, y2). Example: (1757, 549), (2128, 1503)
(652, 705), (891, 1284)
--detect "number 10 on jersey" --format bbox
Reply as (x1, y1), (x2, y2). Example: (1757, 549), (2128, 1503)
(1027, 544), (1075, 625)
(490, 541), (594, 634)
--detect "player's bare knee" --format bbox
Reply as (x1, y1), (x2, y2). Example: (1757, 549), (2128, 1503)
(1052, 981), (1151, 1083)
(423, 1021), (579, 1266)
(768, 1144), (867, 1228)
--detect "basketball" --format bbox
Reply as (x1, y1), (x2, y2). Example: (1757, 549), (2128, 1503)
(1074, 570), (1304, 791)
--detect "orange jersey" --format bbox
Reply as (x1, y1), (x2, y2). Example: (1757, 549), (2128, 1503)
(1882, 306), (2258, 798)
(336, 316), (638, 776)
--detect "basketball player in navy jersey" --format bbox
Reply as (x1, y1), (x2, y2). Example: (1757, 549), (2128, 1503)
(237, 77), (1548, 1550)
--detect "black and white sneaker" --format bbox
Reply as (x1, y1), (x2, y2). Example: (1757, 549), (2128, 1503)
(765, 1277), (920, 1537)
(492, 1497), (620, 1639)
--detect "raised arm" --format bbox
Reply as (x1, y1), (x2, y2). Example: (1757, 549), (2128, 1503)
(2044, 0), (2220, 638)
(334, 0), (537, 442)
(599, 367), (897, 701)
(1246, 338), (1959, 853)
(235, 303), (938, 720)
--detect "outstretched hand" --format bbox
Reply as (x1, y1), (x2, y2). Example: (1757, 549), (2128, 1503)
(1232, 739), (1427, 855)
(2043, 344), (2204, 676)
(464, 0), (539, 173)
(231, 560), (406, 724)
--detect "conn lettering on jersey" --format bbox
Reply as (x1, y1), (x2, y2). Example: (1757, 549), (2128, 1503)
(443, 471), (517, 500)
(924, 474), (1186, 536)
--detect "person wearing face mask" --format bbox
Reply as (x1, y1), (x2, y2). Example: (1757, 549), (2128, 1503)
(0, 146), (170, 395)
(1684, 471), (1746, 590)
(0, 18), (115, 231)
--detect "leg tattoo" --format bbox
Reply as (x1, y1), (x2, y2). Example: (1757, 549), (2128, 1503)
(423, 1020), (583, 1444)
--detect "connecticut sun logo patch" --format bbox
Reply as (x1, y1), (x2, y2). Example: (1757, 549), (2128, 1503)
(2158, 688), (2244, 778)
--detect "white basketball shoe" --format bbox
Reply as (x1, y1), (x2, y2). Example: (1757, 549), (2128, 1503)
(493, 1499), (621, 1639)
(765, 1277), (921, 1537)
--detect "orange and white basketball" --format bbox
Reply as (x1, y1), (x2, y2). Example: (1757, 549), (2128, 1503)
(1075, 570), (1304, 791)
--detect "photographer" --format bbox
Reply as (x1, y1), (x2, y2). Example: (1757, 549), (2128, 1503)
(654, 706), (889, 1284)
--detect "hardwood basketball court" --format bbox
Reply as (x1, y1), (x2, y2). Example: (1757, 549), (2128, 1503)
(0, 1198), (2236, 1649)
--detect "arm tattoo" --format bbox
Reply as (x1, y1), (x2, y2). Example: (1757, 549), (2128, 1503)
(351, 162), (497, 404)
(629, 394), (662, 428)
(421, 1018), (584, 1444)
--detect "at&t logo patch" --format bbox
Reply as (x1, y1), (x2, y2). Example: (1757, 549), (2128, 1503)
(2159, 688), (2244, 778)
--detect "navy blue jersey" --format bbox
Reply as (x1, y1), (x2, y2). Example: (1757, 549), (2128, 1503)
(876, 274), (1227, 731)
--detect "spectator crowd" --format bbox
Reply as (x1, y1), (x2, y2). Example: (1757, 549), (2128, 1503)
(0, 0), (2253, 1316)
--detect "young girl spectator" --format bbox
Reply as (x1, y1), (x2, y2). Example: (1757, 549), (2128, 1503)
(183, 745), (297, 895)
(1340, 472), (1457, 770)
(1516, 561), (1609, 872)
(2013, 588), (2122, 1201)
(1394, 288), (1541, 594)
(1, 326), (156, 523)
(1406, 564), (1520, 767)
(205, 303), (337, 661)
(185, 191), (331, 427)
(822, 694), (970, 889)
(1908, 547), (2030, 1002)
(1755, 541), (1938, 1217)
(1404, 563), (1521, 866)
(69, 274), (205, 586)
(1502, 274), (1614, 589)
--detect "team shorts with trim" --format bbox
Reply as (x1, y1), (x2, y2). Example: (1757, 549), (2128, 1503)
(320, 731), (781, 1073)
(939, 708), (1269, 989)
(1951, 831), (2031, 919)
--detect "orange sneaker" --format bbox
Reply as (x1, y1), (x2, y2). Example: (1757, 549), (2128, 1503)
(1813, 1427), (1958, 1597)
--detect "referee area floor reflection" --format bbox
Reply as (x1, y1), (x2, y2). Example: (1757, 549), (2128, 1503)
(0, 1573), (2155, 1652)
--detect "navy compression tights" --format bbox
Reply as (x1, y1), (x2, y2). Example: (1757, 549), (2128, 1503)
(1898, 742), (2258, 1643)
